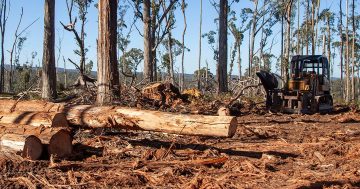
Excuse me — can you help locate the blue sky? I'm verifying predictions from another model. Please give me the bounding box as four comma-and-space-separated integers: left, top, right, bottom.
1, 0, 350, 77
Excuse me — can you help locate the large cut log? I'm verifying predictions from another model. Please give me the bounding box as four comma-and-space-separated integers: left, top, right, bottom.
0, 111, 69, 128
64, 105, 237, 137
0, 134, 43, 160
0, 100, 64, 113
0, 100, 237, 137
0, 124, 73, 159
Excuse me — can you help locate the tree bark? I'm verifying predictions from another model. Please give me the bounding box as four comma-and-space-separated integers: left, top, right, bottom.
217, 0, 228, 93
63, 105, 237, 137
42, 0, 57, 100
0, 111, 69, 128
97, 0, 119, 105
143, 0, 153, 82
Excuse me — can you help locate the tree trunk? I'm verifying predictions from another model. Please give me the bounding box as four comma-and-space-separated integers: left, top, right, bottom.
42, 0, 57, 100
345, 0, 350, 103
180, 0, 187, 91
339, 0, 344, 99
0, 100, 238, 137
281, 15, 284, 77
285, 0, 294, 82
63, 105, 237, 137
0, 124, 72, 159
0, 0, 7, 93
326, 18, 331, 78
97, 0, 119, 105
306, 0, 309, 55
311, 0, 315, 55
249, 0, 259, 77
351, 0, 355, 101
297, 0, 300, 54
0, 111, 68, 128
143, 0, 153, 82
167, 30, 175, 85
197, 0, 203, 90
217, 0, 228, 93
237, 42, 241, 79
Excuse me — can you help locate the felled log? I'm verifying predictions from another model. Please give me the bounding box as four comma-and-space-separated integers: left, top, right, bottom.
64, 105, 237, 137
0, 134, 43, 160
0, 124, 73, 159
0, 111, 69, 128
0, 100, 64, 113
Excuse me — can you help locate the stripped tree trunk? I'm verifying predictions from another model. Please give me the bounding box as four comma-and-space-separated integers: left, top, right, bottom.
42, 0, 57, 100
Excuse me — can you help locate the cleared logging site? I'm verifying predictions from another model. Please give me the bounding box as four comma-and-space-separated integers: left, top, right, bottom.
0, 0, 360, 188
0, 84, 359, 188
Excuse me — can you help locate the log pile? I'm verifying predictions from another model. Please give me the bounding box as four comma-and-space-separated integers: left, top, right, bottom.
0, 124, 72, 160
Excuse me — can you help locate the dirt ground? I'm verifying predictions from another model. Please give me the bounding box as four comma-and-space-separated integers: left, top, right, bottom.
0, 106, 359, 189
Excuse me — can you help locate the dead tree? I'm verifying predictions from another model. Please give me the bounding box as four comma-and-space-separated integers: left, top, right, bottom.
60, 0, 95, 87
8, 8, 38, 92
97, 0, 119, 105
42, 0, 57, 100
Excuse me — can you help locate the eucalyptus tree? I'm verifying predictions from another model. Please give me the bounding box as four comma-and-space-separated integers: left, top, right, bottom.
131, 0, 178, 82
42, 0, 57, 100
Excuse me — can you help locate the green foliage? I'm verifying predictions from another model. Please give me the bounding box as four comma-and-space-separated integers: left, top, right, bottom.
120, 48, 144, 76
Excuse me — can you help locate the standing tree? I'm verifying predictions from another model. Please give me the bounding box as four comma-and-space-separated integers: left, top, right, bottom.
345, 0, 350, 103
0, 0, 9, 93
97, 0, 119, 105
338, 0, 344, 98
143, 0, 152, 81
198, 0, 203, 89
132, 0, 178, 82
217, 0, 228, 93
351, 0, 356, 100
180, 0, 187, 90
284, 0, 294, 81
42, 0, 57, 100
